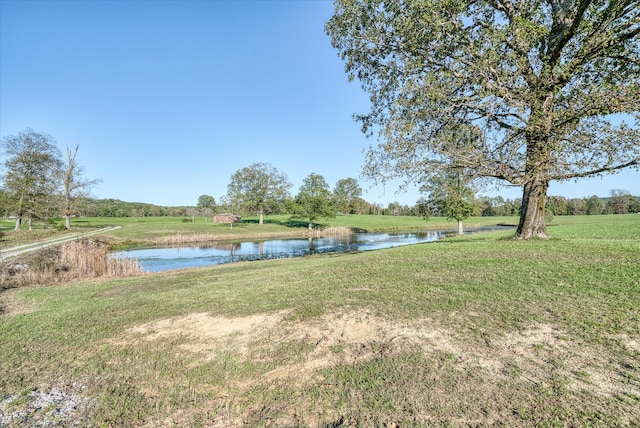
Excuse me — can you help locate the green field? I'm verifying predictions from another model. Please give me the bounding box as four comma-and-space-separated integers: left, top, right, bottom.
1, 215, 639, 426
2, 214, 517, 246
3, 213, 516, 235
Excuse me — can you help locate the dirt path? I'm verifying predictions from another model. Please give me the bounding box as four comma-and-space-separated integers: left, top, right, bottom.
0, 226, 121, 261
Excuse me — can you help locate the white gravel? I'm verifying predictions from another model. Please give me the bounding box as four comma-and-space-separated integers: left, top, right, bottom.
0, 385, 92, 427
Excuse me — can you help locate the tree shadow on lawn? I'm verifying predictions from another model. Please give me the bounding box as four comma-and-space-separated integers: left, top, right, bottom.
240, 218, 324, 229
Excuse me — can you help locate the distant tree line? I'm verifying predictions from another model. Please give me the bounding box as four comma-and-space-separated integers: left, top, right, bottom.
207, 162, 640, 223
67, 188, 639, 220
433, 191, 640, 218
545, 191, 640, 216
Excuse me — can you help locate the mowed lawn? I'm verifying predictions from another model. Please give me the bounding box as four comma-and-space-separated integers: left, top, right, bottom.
1, 215, 639, 426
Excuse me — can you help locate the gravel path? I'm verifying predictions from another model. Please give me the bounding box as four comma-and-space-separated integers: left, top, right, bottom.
0, 226, 121, 261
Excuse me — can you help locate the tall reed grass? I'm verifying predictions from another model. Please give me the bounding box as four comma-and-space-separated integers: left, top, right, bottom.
154, 233, 225, 246
305, 226, 354, 237
1, 240, 142, 291
60, 240, 143, 277
152, 229, 320, 246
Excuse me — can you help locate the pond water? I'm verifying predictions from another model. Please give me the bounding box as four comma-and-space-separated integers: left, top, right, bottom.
115, 226, 511, 272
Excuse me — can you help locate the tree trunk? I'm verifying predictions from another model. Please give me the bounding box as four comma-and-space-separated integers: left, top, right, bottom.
65, 215, 71, 229
259, 209, 264, 225
517, 87, 554, 240
15, 195, 23, 231
516, 179, 549, 239
308, 220, 313, 230
457, 219, 463, 235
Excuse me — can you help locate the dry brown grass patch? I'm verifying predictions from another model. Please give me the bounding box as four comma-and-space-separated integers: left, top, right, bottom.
112, 309, 640, 405
0, 287, 35, 317
113, 309, 460, 383
61, 240, 143, 277
0, 240, 142, 298
153, 230, 306, 246
117, 311, 290, 356
305, 226, 354, 237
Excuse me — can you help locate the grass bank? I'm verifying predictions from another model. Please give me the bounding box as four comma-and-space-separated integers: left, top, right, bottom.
0, 215, 639, 426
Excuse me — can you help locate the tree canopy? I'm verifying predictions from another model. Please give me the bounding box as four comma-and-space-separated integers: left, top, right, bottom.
2, 129, 63, 230
197, 194, 216, 209
293, 173, 336, 229
421, 170, 478, 235
327, 0, 640, 239
333, 177, 363, 214
226, 162, 292, 225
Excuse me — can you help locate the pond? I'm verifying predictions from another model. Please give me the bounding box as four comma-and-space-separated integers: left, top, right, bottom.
115, 225, 512, 272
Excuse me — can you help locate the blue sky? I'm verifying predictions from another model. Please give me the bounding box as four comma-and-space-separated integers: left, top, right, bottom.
1, 0, 638, 207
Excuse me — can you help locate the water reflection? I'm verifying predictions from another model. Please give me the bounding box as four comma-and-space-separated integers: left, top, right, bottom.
115, 230, 444, 272
116, 226, 514, 272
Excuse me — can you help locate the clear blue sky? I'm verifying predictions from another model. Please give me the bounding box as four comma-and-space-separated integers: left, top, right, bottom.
1, 0, 638, 207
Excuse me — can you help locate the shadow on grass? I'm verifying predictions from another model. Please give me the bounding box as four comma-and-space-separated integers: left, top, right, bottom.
239, 218, 324, 229
54, 217, 110, 229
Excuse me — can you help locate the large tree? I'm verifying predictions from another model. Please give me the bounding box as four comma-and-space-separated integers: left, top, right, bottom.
608, 188, 632, 213
226, 162, 292, 225
421, 169, 478, 235
293, 173, 337, 230
585, 195, 606, 214
196, 194, 217, 219
327, 0, 640, 239
196, 194, 216, 210
333, 177, 363, 214
2, 129, 63, 230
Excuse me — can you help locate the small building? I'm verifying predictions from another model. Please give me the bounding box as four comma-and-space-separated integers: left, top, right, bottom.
214, 213, 241, 224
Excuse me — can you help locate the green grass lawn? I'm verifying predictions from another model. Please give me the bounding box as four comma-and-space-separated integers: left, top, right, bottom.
1, 215, 639, 426
73, 213, 472, 236
3, 214, 513, 247
5, 212, 608, 246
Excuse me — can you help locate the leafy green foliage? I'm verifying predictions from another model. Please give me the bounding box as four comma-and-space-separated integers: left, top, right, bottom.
292, 173, 337, 229
332, 177, 363, 214
421, 170, 478, 223
196, 194, 216, 209
226, 162, 292, 224
326, 0, 640, 238
1, 128, 63, 229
